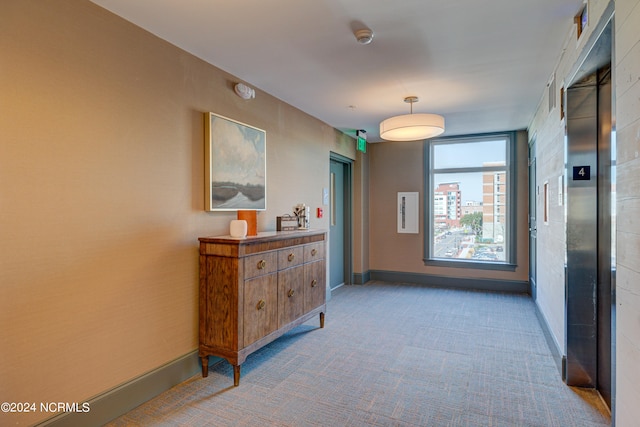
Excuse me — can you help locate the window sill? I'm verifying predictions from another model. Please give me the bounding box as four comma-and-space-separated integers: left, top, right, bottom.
423, 258, 517, 272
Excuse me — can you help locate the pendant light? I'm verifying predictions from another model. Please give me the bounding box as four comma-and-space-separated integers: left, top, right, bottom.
380, 96, 445, 141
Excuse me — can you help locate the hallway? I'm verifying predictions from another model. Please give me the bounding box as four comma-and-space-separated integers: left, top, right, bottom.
108, 282, 610, 426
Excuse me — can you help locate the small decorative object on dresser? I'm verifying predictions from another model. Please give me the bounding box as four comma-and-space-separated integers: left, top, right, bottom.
237, 209, 258, 236
229, 219, 247, 238
198, 229, 327, 386
276, 215, 299, 231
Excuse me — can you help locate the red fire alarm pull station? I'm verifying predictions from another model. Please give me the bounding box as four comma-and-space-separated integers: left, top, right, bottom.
317, 207, 323, 218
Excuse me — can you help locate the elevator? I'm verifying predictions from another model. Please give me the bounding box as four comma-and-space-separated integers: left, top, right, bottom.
564, 16, 614, 411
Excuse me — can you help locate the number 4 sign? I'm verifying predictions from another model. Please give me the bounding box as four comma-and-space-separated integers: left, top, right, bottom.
572, 166, 591, 181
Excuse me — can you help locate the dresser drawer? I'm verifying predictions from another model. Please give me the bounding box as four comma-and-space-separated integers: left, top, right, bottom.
244, 251, 277, 280
278, 246, 304, 270
304, 242, 325, 263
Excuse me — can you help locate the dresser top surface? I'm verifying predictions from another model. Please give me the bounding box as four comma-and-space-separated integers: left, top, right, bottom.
198, 229, 326, 245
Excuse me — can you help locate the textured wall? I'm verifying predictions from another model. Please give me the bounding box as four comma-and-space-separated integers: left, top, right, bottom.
528, 0, 612, 357
0, 1, 354, 424
353, 150, 370, 278
614, 0, 640, 424
529, 0, 640, 424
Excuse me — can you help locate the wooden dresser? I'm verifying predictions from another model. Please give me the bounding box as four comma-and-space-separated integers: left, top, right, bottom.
198, 229, 326, 386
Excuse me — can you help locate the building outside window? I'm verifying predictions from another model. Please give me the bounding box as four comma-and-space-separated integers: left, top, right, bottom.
424, 133, 515, 268
434, 182, 462, 228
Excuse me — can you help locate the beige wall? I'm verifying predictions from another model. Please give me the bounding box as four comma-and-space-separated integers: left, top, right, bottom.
3, 0, 639, 425
614, 0, 640, 424
367, 131, 529, 282
353, 149, 370, 277
0, 1, 354, 425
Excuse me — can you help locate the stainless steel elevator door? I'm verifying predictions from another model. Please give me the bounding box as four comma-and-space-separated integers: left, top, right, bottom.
596, 67, 612, 409
565, 75, 599, 389
564, 65, 613, 409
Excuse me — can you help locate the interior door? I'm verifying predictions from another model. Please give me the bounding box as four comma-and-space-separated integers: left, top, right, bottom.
329, 159, 345, 290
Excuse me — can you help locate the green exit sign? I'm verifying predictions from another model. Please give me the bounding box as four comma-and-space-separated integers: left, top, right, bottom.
356, 130, 366, 152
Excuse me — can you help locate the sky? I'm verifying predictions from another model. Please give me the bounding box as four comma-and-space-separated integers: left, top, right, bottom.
210, 115, 265, 186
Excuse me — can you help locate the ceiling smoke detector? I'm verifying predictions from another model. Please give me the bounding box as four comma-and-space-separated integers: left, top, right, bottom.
354, 28, 374, 45
234, 83, 255, 100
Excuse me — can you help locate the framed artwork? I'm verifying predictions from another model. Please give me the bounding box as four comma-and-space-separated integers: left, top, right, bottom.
205, 112, 266, 211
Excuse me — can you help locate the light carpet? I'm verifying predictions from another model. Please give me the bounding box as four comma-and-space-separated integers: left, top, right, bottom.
107, 282, 611, 426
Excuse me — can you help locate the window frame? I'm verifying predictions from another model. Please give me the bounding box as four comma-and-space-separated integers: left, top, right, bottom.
423, 131, 517, 271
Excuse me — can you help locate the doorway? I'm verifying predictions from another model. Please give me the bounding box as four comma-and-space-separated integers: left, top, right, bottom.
329, 154, 352, 290
564, 16, 614, 409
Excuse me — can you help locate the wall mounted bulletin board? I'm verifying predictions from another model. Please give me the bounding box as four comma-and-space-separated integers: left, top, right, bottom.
204, 112, 266, 211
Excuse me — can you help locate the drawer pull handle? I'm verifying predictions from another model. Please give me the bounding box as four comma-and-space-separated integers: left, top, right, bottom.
288, 253, 295, 262
311, 249, 317, 256
287, 289, 295, 298
311, 279, 317, 287
257, 259, 266, 269
256, 300, 266, 310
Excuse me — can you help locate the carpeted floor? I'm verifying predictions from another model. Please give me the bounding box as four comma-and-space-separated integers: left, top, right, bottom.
107, 282, 611, 426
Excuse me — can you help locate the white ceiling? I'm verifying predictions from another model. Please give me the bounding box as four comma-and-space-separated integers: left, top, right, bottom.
90, 0, 583, 142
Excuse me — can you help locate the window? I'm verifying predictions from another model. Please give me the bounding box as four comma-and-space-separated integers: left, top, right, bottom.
424, 133, 516, 270
574, 3, 588, 40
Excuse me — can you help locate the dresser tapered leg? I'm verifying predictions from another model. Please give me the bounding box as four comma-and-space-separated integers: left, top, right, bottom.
320, 312, 325, 328
233, 365, 241, 386
201, 356, 209, 377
